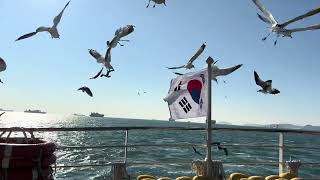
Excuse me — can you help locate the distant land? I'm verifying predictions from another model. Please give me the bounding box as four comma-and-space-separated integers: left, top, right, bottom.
218, 122, 320, 131
0, 108, 13, 112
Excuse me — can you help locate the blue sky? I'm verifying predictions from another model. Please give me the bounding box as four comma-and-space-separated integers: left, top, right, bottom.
0, 0, 320, 125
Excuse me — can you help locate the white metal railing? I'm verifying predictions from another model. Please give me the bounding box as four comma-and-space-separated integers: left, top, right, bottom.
0, 126, 319, 175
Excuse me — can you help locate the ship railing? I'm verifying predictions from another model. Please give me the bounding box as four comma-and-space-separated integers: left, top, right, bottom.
0, 126, 319, 176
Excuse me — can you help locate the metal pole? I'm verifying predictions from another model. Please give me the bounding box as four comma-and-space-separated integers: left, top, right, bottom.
279, 132, 284, 174
124, 130, 129, 164
206, 57, 214, 176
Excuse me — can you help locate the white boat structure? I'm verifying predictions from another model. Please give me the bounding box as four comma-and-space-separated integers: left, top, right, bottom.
24, 109, 47, 114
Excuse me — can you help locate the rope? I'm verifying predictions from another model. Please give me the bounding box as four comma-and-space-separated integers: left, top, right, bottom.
192, 160, 226, 180
111, 162, 130, 180
286, 160, 301, 176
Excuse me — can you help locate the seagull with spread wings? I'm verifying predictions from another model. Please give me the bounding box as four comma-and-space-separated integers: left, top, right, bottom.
16, 1, 70, 41
146, 0, 166, 8
252, 0, 320, 45
167, 43, 206, 70
254, 71, 280, 95
212, 63, 243, 82
78, 86, 93, 97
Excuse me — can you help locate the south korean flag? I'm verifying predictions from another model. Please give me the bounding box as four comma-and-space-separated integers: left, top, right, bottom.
164, 68, 208, 120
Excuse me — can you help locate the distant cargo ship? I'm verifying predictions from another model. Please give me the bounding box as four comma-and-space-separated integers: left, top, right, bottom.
89, 112, 104, 117
24, 109, 47, 114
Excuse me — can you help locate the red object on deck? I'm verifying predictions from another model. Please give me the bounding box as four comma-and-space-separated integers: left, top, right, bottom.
0, 136, 56, 180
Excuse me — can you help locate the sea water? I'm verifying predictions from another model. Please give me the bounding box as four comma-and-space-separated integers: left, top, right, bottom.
0, 112, 319, 179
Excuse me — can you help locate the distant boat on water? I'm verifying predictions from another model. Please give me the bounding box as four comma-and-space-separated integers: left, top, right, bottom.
89, 112, 104, 117
24, 109, 47, 114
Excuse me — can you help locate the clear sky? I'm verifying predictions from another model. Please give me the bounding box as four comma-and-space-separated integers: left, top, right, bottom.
0, 0, 320, 126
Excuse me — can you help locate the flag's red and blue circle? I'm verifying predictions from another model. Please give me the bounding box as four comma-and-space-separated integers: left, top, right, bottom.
187, 80, 202, 104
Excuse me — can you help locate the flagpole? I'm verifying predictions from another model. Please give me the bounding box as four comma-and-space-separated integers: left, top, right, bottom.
206, 56, 214, 176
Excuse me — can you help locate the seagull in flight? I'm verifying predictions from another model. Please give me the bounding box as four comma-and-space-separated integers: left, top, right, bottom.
107, 25, 135, 48
192, 146, 204, 158
0, 57, 7, 84
146, 0, 166, 8
254, 71, 280, 95
0, 57, 6, 72
138, 90, 147, 96
16, 1, 70, 41
252, 0, 320, 45
167, 43, 206, 70
212, 142, 228, 156
212, 63, 243, 82
78, 86, 93, 97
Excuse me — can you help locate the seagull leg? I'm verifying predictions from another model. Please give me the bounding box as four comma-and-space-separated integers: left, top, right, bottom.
262, 33, 271, 41
274, 39, 277, 46
146, 0, 150, 8
118, 42, 124, 46
153, 3, 156, 8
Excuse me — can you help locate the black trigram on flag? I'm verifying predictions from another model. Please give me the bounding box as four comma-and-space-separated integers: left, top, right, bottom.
179, 97, 192, 113
174, 81, 182, 91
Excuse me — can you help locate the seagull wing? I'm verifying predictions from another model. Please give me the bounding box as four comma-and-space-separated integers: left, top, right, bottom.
214, 64, 243, 77
15, 32, 38, 41
114, 27, 124, 36
53, 1, 70, 27
174, 72, 184, 76
252, 0, 277, 25
280, 7, 320, 28
167, 65, 185, 69
90, 67, 104, 79
78, 87, 93, 97
254, 71, 266, 88
287, 24, 320, 33
103, 48, 114, 70
115, 25, 134, 39
188, 43, 206, 64
105, 48, 111, 63
89, 49, 104, 64
271, 88, 280, 94
0, 57, 6, 72
257, 13, 273, 25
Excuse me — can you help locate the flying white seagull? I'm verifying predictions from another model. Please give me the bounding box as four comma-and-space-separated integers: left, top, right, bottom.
0, 57, 7, 84
89, 49, 114, 71
212, 63, 243, 82
16, 1, 70, 41
252, 0, 320, 45
146, 0, 166, 8
107, 25, 135, 48
167, 43, 206, 70
254, 71, 280, 95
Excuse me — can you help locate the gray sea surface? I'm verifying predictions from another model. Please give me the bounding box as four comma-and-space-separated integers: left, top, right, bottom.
0, 112, 319, 179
